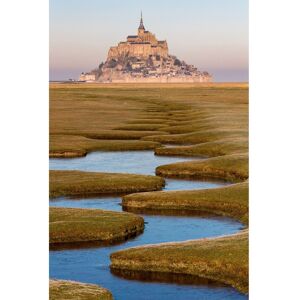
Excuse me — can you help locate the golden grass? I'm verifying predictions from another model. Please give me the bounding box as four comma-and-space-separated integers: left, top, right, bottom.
50, 170, 165, 198
142, 129, 248, 145
155, 138, 248, 157
156, 154, 248, 182
110, 231, 248, 294
50, 207, 144, 244
50, 83, 248, 159
50, 135, 161, 157
114, 124, 165, 131
49, 279, 113, 300
123, 182, 248, 225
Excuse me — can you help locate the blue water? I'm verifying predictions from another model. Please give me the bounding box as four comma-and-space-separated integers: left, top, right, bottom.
49, 150, 200, 175
50, 213, 244, 300
49, 151, 247, 299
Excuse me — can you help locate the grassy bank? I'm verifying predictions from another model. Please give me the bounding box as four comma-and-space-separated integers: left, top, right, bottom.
50, 207, 144, 245
110, 231, 248, 294
50, 135, 161, 157
123, 182, 248, 225
155, 138, 248, 157
142, 129, 247, 145
156, 154, 248, 182
50, 170, 165, 198
58, 130, 169, 140
49, 279, 113, 300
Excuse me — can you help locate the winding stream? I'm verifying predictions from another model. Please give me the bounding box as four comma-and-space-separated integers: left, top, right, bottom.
50, 150, 247, 299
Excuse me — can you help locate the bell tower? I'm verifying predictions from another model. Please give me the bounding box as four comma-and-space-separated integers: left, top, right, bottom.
138, 11, 145, 36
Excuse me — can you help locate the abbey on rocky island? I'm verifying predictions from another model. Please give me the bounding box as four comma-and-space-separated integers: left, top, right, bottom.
80, 13, 212, 83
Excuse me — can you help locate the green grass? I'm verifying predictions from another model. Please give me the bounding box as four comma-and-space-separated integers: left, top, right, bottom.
50, 134, 161, 157
50, 170, 165, 198
123, 182, 248, 225
50, 207, 144, 244
156, 154, 248, 182
49, 279, 113, 300
110, 231, 248, 294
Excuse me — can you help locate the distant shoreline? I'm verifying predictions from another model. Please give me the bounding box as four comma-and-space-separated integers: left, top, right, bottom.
49, 81, 248, 85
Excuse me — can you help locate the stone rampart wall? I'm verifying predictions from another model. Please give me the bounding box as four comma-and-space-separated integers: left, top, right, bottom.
99, 75, 212, 83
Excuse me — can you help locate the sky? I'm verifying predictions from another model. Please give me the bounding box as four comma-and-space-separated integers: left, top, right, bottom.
50, 0, 248, 82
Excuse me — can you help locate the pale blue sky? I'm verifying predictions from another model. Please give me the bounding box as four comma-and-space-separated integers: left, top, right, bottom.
50, 0, 248, 82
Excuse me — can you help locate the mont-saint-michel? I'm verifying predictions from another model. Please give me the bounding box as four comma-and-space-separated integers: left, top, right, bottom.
79, 14, 212, 83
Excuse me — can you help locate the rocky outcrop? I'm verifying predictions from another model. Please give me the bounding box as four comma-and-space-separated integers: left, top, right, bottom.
80, 53, 212, 83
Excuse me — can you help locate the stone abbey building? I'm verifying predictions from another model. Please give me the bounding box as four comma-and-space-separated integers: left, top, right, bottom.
108, 14, 169, 60
80, 14, 212, 83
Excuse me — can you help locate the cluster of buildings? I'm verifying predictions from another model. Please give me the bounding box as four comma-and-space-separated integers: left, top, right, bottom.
79, 14, 212, 83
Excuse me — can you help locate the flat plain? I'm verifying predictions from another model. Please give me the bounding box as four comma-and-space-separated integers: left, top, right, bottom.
50, 82, 248, 295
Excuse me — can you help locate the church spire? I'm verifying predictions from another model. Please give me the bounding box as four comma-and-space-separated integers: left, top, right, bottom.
139, 11, 145, 30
